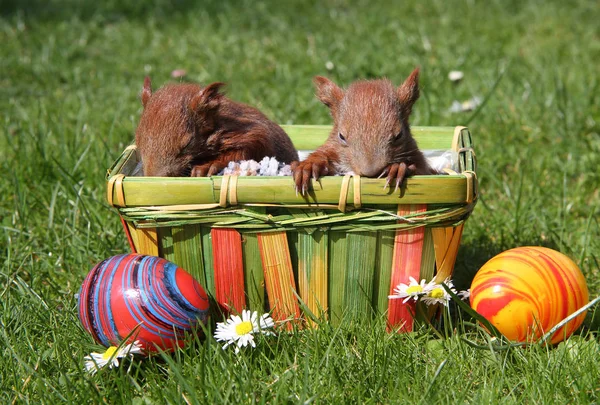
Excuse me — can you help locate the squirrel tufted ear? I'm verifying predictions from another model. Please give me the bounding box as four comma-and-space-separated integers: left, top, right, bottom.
314, 76, 344, 112
190, 82, 226, 114
397, 67, 420, 119
141, 76, 152, 107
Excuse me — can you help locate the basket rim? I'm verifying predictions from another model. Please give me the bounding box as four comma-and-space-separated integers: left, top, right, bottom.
107, 125, 477, 210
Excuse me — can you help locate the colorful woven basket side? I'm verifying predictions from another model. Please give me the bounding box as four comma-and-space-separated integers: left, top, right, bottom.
106, 125, 477, 330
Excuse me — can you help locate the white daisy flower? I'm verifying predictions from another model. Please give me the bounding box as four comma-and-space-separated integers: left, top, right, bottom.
458, 288, 471, 300
214, 310, 275, 353
84, 340, 143, 375
421, 279, 457, 306
388, 276, 432, 303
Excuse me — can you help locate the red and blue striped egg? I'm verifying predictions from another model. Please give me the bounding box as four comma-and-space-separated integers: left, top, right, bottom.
78, 254, 210, 352
470, 246, 588, 344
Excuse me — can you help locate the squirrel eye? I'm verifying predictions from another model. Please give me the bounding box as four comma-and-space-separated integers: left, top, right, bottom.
394, 130, 403, 140
338, 132, 347, 144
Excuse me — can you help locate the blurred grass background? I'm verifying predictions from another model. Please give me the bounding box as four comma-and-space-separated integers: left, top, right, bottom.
1, 0, 599, 403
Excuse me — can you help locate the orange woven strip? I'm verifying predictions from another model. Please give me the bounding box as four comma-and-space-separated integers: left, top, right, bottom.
211, 229, 246, 314
257, 231, 300, 330
432, 224, 464, 283
387, 204, 427, 332
134, 228, 159, 256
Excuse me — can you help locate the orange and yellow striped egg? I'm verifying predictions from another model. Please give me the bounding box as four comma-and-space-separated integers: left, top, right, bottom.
470, 246, 588, 344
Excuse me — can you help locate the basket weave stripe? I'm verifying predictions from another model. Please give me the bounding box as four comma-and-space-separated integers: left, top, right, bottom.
200, 228, 215, 296
212, 229, 246, 313
344, 232, 378, 324
172, 225, 206, 288
120, 216, 136, 252
373, 231, 395, 316
133, 227, 159, 257
432, 224, 464, 283
387, 204, 427, 332
241, 233, 265, 311
257, 232, 300, 329
328, 231, 348, 325
297, 231, 328, 325
419, 229, 436, 284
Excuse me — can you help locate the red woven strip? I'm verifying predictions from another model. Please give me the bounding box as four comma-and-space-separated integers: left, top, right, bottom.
387, 204, 427, 332
120, 216, 137, 253
211, 229, 246, 314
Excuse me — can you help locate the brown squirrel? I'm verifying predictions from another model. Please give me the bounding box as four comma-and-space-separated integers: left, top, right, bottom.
292, 68, 437, 194
135, 77, 298, 177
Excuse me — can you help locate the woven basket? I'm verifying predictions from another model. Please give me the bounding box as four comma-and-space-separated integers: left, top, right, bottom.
106, 125, 477, 331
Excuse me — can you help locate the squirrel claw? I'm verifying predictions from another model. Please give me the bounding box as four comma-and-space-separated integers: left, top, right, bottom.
394, 177, 403, 192
292, 160, 329, 196
384, 162, 417, 192
191, 162, 225, 177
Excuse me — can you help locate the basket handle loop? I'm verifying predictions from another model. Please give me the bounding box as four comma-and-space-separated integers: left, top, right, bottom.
353, 174, 362, 209
218, 175, 239, 207
229, 175, 239, 206
462, 170, 478, 203
338, 174, 362, 212
219, 175, 231, 207
107, 174, 126, 207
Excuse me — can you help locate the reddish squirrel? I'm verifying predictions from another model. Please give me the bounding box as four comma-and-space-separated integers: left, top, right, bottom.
292, 68, 437, 194
135, 78, 298, 177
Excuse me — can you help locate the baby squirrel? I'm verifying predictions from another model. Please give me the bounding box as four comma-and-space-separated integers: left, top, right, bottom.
292, 68, 437, 194
135, 77, 298, 177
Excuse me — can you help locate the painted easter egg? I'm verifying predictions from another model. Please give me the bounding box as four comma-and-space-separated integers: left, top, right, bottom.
78, 254, 210, 352
470, 247, 588, 344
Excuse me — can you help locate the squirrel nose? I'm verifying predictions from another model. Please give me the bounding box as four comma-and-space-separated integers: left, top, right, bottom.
355, 164, 384, 178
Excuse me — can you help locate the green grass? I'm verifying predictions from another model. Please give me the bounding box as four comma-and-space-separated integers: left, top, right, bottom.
1, 0, 599, 403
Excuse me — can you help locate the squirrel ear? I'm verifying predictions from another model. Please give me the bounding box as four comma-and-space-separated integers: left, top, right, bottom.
141, 76, 152, 107
190, 82, 225, 114
397, 68, 420, 118
314, 76, 344, 111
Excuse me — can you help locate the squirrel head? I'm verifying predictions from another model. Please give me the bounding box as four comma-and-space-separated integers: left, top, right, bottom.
314, 68, 420, 177
135, 78, 225, 176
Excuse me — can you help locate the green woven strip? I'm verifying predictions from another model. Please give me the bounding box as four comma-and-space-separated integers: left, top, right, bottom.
343, 232, 378, 324
328, 231, 348, 326
296, 230, 329, 320
157, 227, 174, 262
284, 208, 328, 235
172, 224, 206, 289
419, 228, 436, 283
242, 233, 266, 312
372, 231, 395, 316
417, 228, 438, 325
241, 233, 265, 312
200, 226, 215, 297
118, 204, 473, 233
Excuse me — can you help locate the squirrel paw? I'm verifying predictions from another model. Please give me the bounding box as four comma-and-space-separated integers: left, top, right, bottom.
381, 162, 417, 192
291, 160, 330, 196
191, 162, 225, 177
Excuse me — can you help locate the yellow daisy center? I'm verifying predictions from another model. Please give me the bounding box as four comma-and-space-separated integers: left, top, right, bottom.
235, 320, 253, 336
102, 346, 118, 360
430, 288, 444, 298
406, 285, 423, 294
